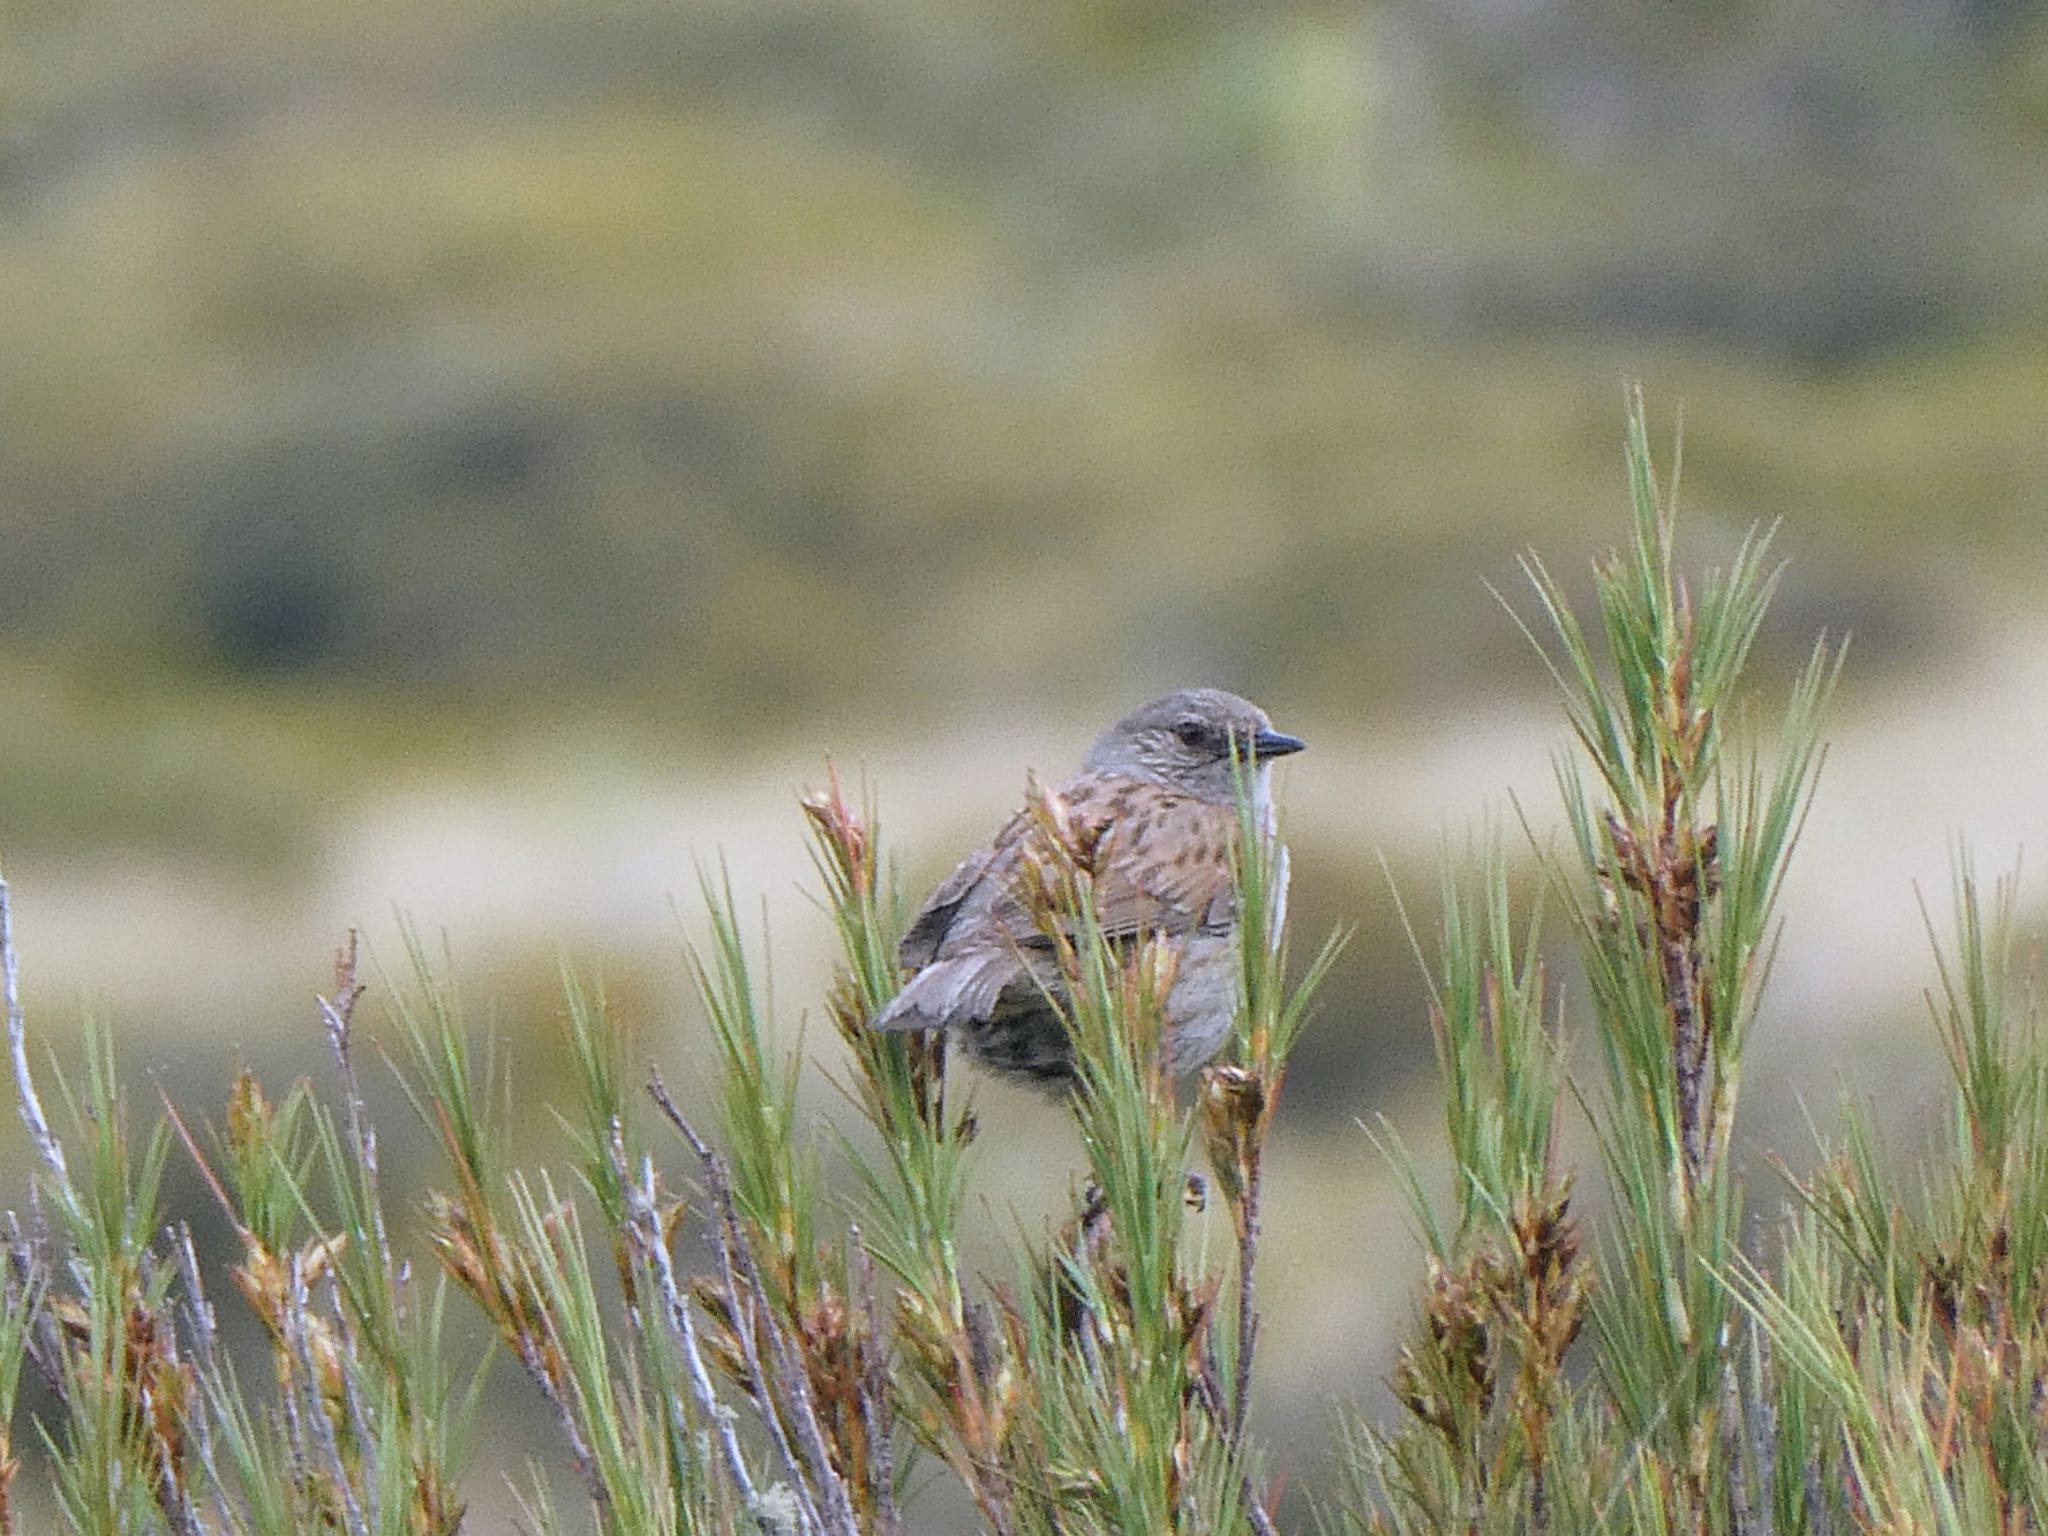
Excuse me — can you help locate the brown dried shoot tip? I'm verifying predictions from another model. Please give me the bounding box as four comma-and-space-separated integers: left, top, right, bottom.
1050, 1185, 1123, 1340
686, 1273, 756, 1392
1015, 782, 1097, 953
1174, 1270, 1222, 1363
41, 1289, 199, 1507
1198, 1065, 1268, 1225
789, 1284, 891, 1497
225, 1067, 269, 1161
1602, 812, 1646, 897
1421, 1252, 1498, 1417
423, 1192, 554, 1381
328, 930, 365, 1034
1023, 775, 1111, 880
1505, 1186, 1589, 1373
801, 761, 874, 902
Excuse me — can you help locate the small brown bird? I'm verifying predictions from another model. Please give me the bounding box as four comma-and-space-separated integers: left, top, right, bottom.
872, 689, 1305, 1088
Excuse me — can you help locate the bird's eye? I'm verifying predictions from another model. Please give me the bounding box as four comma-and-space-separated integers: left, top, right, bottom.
1172, 719, 1207, 747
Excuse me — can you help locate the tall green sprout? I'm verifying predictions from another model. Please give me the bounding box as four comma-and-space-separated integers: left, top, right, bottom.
1354, 385, 1838, 1535
1517, 386, 1835, 1522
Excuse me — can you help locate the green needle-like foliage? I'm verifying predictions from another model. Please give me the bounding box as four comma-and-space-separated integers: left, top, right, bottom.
1352, 385, 1849, 1536
1360, 835, 1582, 1535
1532, 385, 1832, 1521
690, 860, 822, 1313
6, 391, 2047, 1534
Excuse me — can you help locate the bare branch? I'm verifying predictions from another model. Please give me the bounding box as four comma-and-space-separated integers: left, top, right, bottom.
1230, 1153, 1264, 1447
616, 1137, 766, 1519
3, 1213, 58, 1397
284, 1251, 368, 1536
648, 1072, 823, 1532
850, 1232, 901, 1536
170, 1224, 236, 1536
322, 1272, 381, 1536
649, 1069, 861, 1536
1193, 1365, 1281, 1536
319, 931, 389, 1277
0, 874, 66, 1184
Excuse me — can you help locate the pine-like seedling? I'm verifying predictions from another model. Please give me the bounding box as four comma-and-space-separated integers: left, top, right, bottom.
3, 389, 2043, 1535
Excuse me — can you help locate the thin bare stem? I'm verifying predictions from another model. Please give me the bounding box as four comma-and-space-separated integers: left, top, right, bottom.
171, 1224, 237, 1536
1231, 1151, 1264, 1445
618, 1140, 764, 1517
651, 1078, 818, 1531
520, 1305, 611, 1515
1194, 1364, 1281, 1536
144, 1368, 206, 1536
1750, 1341, 1778, 1536
319, 932, 389, 1279
4, 1214, 59, 1397
648, 1070, 860, 1536
1664, 926, 1706, 1189
285, 1251, 368, 1536
0, 874, 66, 1184
323, 1272, 381, 1535
171, 1225, 219, 1374
850, 1231, 901, 1536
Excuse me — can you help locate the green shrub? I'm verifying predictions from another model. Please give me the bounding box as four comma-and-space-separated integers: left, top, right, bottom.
3, 387, 2041, 1534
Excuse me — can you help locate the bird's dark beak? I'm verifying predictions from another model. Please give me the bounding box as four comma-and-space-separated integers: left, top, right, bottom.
1250, 727, 1306, 760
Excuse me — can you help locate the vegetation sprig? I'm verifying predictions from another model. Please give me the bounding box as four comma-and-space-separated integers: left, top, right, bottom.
1, 390, 2044, 1534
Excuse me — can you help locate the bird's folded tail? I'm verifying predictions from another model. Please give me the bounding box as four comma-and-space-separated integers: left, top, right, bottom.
871, 949, 1019, 1032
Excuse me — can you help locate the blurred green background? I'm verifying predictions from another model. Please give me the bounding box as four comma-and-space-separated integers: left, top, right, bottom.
6, 0, 2048, 1523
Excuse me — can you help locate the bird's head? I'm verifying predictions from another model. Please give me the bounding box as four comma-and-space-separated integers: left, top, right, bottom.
1082, 688, 1305, 802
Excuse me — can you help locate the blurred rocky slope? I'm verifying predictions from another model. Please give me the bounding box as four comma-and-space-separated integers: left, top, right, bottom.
2, 0, 2046, 1092
3, 0, 2046, 746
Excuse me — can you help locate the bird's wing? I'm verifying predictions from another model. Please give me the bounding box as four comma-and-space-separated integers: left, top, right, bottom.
906, 779, 1240, 953
896, 809, 1031, 968
876, 781, 1240, 1036
880, 811, 1038, 1034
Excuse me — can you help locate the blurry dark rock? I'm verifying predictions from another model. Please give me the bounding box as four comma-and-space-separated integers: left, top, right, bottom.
199, 542, 344, 674
416, 410, 560, 497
